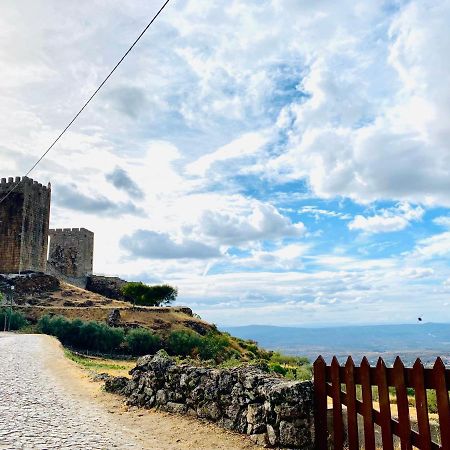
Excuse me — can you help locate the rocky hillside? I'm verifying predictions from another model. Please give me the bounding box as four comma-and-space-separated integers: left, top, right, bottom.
0, 273, 213, 337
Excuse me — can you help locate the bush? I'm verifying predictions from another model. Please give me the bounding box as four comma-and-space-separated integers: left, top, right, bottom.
269, 362, 288, 376
198, 333, 230, 362
0, 308, 28, 330
37, 315, 124, 353
166, 330, 202, 357
125, 328, 161, 355
270, 352, 310, 366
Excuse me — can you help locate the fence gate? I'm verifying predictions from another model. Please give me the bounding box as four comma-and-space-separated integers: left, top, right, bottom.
313, 356, 450, 449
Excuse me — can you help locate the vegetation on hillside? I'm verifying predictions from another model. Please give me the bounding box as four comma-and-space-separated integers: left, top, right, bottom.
0, 306, 28, 331
121, 282, 178, 307
33, 314, 312, 380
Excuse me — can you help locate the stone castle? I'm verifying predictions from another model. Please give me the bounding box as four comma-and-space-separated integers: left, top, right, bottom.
0, 176, 94, 286
47, 228, 94, 287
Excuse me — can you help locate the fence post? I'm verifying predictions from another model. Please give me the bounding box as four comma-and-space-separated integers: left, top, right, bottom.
314, 356, 327, 450
393, 357, 412, 450
433, 357, 450, 449
344, 356, 359, 450
376, 357, 394, 450
360, 357, 375, 450
411, 358, 432, 450
331, 356, 344, 450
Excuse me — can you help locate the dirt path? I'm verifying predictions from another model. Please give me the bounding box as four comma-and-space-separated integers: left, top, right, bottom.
0, 333, 259, 450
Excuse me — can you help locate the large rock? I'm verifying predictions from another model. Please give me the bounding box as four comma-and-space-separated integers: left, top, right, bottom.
85, 275, 128, 301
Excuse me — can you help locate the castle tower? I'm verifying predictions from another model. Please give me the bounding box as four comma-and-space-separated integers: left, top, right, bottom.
47, 228, 94, 286
0, 177, 52, 274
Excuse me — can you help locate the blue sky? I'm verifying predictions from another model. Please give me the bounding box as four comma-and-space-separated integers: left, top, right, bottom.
1, 0, 450, 326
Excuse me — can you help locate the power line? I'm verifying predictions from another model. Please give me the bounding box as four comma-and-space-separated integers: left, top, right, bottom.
0, 0, 171, 205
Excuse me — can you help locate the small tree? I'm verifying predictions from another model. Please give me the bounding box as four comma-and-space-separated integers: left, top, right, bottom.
121, 282, 178, 307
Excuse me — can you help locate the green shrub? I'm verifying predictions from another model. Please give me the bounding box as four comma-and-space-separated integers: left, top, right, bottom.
0, 308, 28, 330
125, 328, 161, 355
270, 352, 310, 366
37, 315, 124, 353
269, 362, 288, 376
166, 330, 202, 357
284, 365, 313, 381
198, 333, 230, 361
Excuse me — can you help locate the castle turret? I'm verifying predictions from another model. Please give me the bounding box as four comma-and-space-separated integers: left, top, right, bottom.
47, 228, 94, 287
0, 177, 51, 273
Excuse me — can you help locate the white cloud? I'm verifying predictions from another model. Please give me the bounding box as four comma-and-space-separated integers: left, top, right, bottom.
348, 203, 424, 233
399, 268, 434, 280
1, 1, 450, 326
299, 206, 351, 220
433, 216, 450, 229
412, 232, 450, 259
265, 0, 450, 206
186, 131, 269, 176
199, 202, 305, 245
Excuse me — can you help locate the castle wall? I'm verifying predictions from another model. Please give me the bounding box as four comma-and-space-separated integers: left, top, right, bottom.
0, 177, 51, 273
48, 228, 94, 284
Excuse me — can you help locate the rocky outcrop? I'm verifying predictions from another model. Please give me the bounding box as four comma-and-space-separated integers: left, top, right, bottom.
113, 351, 314, 449
0, 273, 59, 304
107, 309, 121, 327
85, 275, 128, 301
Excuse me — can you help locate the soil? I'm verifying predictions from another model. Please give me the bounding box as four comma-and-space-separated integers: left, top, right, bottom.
45, 335, 260, 449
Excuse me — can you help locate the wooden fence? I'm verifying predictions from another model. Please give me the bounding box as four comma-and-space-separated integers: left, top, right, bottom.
313, 356, 450, 450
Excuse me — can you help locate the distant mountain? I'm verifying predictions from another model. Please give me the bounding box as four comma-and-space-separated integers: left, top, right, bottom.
223, 323, 450, 366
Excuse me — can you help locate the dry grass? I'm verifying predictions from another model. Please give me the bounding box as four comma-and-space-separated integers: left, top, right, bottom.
64, 349, 136, 377
16, 280, 213, 338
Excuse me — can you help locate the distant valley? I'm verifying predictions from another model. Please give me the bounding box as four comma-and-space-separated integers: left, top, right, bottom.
224, 323, 450, 367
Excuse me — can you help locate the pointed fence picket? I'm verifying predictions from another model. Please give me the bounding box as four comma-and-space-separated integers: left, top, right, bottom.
313, 356, 450, 450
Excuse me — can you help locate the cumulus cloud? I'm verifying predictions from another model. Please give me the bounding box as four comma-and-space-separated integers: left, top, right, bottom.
106, 166, 144, 199
348, 203, 424, 234
2, 1, 450, 325
200, 202, 305, 245
120, 229, 221, 260
412, 232, 450, 259
265, 1, 450, 206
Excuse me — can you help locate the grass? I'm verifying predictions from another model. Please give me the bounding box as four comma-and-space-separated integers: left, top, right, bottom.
64, 349, 135, 377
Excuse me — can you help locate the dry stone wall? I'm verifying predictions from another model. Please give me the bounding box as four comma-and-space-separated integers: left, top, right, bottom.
113, 351, 314, 449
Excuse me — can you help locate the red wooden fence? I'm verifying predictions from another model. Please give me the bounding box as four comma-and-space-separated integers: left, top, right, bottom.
313, 356, 450, 449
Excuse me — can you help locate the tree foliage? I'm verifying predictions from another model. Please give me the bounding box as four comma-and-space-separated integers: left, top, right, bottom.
121, 282, 178, 307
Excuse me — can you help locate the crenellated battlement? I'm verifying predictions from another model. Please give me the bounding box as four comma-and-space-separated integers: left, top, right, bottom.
0, 176, 51, 192
48, 227, 94, 282
49, 228, 94, 236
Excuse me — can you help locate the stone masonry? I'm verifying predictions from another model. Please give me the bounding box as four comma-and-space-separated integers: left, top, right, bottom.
0, 176, 51, 273
110, 351, 315, 449
47, 228, 94, 287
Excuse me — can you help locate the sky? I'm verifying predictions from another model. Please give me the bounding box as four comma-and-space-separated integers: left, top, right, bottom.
1, 0, 450, 327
